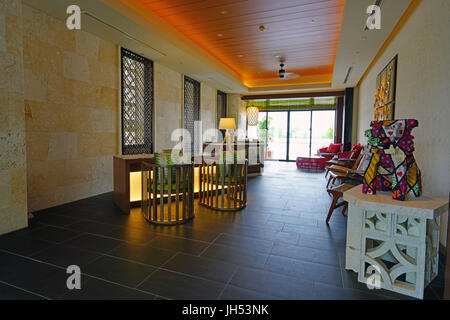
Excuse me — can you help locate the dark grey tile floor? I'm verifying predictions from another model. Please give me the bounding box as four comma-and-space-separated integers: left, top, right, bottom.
0, 162, 445, 300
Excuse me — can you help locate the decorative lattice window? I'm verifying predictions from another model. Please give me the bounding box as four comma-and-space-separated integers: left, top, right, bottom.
183, 76, 200, 153
121, 48, 153, 155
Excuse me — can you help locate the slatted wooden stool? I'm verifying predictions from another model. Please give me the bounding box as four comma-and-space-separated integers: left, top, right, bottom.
141, 161, 194, 225
326, 184, 354, 224
199, 158, 248, 212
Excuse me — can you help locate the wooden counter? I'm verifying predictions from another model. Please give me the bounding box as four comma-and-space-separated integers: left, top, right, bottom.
113, 154, 154, 214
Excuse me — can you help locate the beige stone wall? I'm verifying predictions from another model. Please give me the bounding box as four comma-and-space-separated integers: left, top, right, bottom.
1, 3, 230, 221
200, 82, 217, 142
154, 62, 182, 152
23, 6, 119, 212
356, 0, 450, 244
154, 62, 221, 150
227, 94, 247, 140
0, 0, 28, 234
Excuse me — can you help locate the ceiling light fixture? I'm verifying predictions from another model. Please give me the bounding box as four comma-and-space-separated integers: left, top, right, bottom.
247, 107, 260, 126
221, 10, 228, 14
217, 33, 223, 37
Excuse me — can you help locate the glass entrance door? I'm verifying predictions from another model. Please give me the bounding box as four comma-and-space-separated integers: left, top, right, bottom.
288, 111, 311, 160
255, 109, 336, 161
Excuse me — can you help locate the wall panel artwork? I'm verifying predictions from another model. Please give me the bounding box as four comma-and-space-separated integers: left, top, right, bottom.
374, 55, 397, 121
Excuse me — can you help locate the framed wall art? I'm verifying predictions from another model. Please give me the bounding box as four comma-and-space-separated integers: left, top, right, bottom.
374, 55, 397, 121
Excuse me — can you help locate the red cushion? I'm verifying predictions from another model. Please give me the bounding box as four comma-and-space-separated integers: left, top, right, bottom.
328, 143, 342, 154
350, 143, 363, 159
351, 143, 362, 152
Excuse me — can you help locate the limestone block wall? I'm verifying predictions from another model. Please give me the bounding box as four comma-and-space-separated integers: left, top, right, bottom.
227, 93, 247, 140
22, 5, 119, 212
154, 62, 222, 150
1, 3, 231, 223
154, 62, 182, 152
0, 0, 28, 234
200, 82, 217, 142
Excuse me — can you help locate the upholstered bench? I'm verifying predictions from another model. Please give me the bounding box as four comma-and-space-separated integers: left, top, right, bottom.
296, 156, 330, 171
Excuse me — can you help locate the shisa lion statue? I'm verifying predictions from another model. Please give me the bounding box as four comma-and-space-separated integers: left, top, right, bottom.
362, 119, 422, 201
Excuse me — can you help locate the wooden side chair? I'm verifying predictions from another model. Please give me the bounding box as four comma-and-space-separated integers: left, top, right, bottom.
326, 184, 355, 224
326, 154, 363, 188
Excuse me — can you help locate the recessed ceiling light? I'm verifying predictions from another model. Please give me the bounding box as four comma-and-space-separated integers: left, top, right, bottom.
217, 33, 223, 37
238, 54, 244, 58
221, 10, 228, 14
274, 55, 281, 58
361, 36, 367, 40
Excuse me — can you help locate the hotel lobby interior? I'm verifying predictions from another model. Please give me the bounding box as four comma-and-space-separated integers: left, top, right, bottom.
1, 0, 449, 302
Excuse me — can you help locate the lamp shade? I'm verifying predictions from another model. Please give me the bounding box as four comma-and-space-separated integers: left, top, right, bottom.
247, 106, 259, 126
219, 118, 236, 130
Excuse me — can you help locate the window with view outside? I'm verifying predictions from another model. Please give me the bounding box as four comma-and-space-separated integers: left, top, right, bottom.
246, 97, 337, 160
311, 110, 335, 156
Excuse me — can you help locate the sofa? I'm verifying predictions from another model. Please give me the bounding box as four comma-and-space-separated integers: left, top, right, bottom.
317, 143, 343, 158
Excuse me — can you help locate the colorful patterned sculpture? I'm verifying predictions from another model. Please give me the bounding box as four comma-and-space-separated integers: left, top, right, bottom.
362, 119, 422, 201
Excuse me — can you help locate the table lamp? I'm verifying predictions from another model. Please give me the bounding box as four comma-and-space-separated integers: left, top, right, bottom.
219, 118, 236, 151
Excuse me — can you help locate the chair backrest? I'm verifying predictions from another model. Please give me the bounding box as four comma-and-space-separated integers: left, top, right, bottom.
352, 154, 363, 170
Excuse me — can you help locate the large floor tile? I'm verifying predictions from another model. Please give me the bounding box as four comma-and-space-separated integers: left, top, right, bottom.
0, 282, 46, 300
270, 242, 340, 267
147, 235, 209, 255
83, 255, 156, 287
32, 244, 102, 268
27, 226, 82, 243
264, 255, 343, 287
313, 282, 390, 300
230, 267, 314, 300
108, 243, 176, 267
0, 236, 53, 257
163, 253, 237, 283
201, 244, 269, 269
61, 277, 155, 300
62, 234, 123, 254
213, 233, 274, 254
138, 269, 225, 300
219, 285, 279, 300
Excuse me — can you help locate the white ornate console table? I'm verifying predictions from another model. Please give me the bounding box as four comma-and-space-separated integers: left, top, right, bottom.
343, 186, 448, 299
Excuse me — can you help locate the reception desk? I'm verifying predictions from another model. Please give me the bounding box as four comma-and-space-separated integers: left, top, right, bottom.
113, 154, 201, 214
203, 140, 264, 175
114, 143, 263, 214
113, 154, 155, 214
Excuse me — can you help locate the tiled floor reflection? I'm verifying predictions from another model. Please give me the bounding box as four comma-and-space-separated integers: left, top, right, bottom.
0, 162, 445, 300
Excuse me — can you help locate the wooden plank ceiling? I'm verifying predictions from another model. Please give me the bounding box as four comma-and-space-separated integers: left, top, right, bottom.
137, 0, 346, 85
